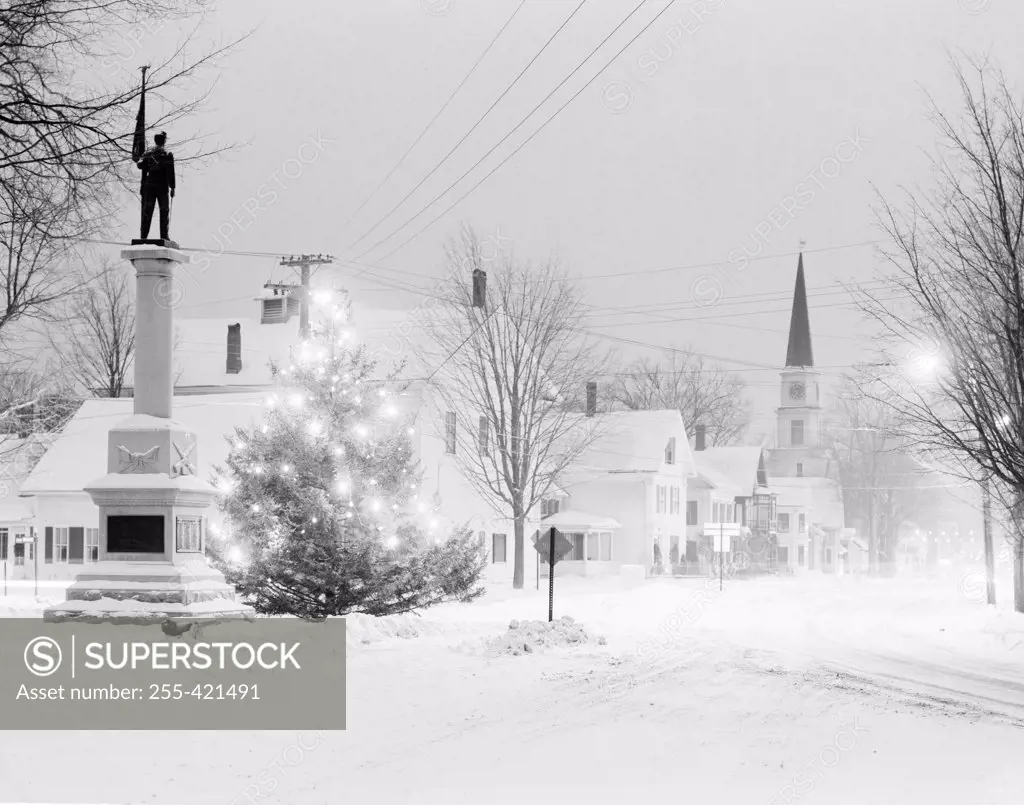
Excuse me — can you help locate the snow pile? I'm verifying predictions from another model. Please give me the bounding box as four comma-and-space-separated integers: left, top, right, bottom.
344, 611, 450, 647
483, 615, 605, 656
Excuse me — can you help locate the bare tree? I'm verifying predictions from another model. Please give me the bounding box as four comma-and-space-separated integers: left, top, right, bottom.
1, 1, 237, 194
611, 348, 749, 446
827, 373, 949, 574
863, 59, 1024, 610
417, 226, 610, 589
0, 1, 244, 337
50, 264, 135, 397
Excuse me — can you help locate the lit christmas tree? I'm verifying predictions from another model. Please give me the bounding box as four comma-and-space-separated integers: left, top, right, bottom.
210, 296, 486, 619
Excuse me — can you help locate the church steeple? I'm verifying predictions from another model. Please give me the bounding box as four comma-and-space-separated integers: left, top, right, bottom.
785, 250, 814, 368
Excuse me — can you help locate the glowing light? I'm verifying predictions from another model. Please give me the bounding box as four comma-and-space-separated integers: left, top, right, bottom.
281, 464, 290, 473
354, 425, 369, 438
333, 446, 344, 455
371, 499, 381, 512
265, 396, 277, 408
228, 546, 244, 563
251, 504, 260, 512
386, 536, 398, 549
430, 519, 438, 529
217, 478, 235, 494
234, 441, 246, 450
382, 405, 397, 417
378, 388, 387, 398
288, 394, 304, 408
336, 479, 349, 494
407, 427, 415, 436
308, 421, 323, 437
311, 517, 318, 524
314, 290, 332, 305
417, 502, 427, 513
253, 465, 264, 474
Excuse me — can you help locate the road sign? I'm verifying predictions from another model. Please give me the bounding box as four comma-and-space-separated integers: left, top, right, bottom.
532, 527, 573, 564
15, 535, 35, 544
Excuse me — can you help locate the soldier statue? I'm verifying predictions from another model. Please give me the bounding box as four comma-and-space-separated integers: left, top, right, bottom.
137, 131, 176, 241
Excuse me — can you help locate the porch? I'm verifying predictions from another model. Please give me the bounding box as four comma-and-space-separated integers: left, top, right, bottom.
538, 509, 621, 577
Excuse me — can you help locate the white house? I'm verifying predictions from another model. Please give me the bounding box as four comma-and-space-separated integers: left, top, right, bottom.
688, 431, 778, 572
0, 434, 50, 578
547, 409, 695, 578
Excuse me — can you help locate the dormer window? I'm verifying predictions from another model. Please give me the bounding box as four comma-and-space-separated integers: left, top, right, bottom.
664, 436, 676, 465
541, 498, 561, 518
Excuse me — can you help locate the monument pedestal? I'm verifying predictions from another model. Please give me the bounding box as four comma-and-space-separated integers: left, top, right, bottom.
44, 245, 254, 624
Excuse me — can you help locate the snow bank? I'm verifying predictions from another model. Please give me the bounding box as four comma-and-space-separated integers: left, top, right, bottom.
481, 616, 606, 657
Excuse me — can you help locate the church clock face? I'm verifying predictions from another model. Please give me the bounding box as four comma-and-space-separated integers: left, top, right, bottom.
789, 382, 806, 401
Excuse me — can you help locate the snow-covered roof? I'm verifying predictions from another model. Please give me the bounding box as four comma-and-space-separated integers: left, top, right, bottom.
20, 393, 268, 495
570, 409, 694, 474
173, 316, 297, 389
694, 446, 765, 497
540, 509, 620, 530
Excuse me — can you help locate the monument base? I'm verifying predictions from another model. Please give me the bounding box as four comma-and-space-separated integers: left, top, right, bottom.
131, 238, 180, 249
43, 562, 256, 623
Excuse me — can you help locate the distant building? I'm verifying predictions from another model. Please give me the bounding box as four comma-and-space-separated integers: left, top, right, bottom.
765, 251, 849, 572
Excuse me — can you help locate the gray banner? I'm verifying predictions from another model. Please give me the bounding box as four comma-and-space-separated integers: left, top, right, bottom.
0, 618, 346, 730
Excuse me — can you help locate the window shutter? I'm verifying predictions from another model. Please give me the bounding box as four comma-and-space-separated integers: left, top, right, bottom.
68, 526, 85, 563
44, 526, 53, 563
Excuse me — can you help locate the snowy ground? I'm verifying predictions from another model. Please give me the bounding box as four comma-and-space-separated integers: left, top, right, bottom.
2, 568, 1023, 804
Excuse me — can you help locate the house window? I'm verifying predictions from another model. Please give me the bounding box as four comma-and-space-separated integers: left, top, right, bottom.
796, 462, 803, 477
226, 323, 242, 374
656, 485, 667, 513
0, 528, 7, 561
798, 545, 805, 566
54, 527, 69, 564
541, 498, 560, 518
492, 533, 507, 563
778, 513, 790, 532
86, 528, 100, 561
665, 437, 676, 465
584, 532, 613, 562
686, 500, 698, 526
670, 486, 680, 514
176, 517, 203, 553
727, 503, 735, 523
478, 415, 489, 455
600, 532, 612, 561
778, 546, 789, 564
791, 419, 804, 446
566, 532, 585, 561
444, 412, 456, 454
798, 513, 806, 533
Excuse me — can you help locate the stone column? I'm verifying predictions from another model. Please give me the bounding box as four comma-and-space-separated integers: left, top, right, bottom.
123, 245, 185, 418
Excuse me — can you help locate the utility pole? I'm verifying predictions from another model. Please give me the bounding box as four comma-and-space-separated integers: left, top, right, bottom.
982, 474, 996, 605
279, 254, 334, 339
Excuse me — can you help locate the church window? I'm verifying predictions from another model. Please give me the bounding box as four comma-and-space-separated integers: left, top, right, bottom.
791, 420, 804, 446
796, 462, 803, 477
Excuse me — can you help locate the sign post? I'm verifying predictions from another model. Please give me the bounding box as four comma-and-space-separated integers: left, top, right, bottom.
532, 526, 573, 622
704, 523, 741, 593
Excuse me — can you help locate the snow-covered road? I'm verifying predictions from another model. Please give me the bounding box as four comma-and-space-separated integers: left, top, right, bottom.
2, 574, 1022, 804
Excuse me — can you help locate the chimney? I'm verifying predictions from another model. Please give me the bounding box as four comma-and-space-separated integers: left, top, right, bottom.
585, 381, 597, 417
472, 268, 487, 308
226, 323, 242, 374
695, 423, 706, 451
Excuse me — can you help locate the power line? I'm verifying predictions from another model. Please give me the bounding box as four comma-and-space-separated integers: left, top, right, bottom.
344, 0, 591, 256
351, 0, 659, 262
337, 0, 528, 237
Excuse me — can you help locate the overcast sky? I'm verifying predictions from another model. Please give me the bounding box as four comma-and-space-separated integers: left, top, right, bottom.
95, 0, 1024, 440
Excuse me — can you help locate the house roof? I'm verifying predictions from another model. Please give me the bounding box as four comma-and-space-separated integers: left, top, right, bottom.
20, 393, 269, 495
770, 476, 845, 530
173, 316, 297, 389
569, 409, 694, 475
694, 446, 765, 497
